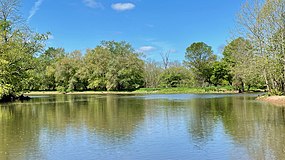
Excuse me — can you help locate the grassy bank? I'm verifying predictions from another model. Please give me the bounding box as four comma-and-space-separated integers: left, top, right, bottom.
25, 86, 264, 96
134, 86, 237, 94
24, 91, 139, 95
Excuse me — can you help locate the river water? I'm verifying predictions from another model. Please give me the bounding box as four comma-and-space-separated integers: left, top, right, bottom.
0, 93, 285, 160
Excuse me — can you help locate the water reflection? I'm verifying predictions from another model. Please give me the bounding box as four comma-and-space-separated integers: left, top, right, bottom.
0, 94, 285, 159
184, 95, 285, 159
0, 95, 146, 159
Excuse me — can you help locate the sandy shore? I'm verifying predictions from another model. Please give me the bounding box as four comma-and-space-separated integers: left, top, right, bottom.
257, 96, 285, 106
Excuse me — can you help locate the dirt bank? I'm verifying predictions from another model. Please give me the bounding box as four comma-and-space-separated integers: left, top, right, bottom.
257, 96, 285, 106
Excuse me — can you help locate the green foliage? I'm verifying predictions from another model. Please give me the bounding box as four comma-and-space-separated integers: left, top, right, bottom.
135, 86, 235, 94
29, 47, 65, 91
54, 50, 86, 92
84, 47, 110, 90
235, 0, 285, 94
104, 41, 144, 91
0, 0, 48, 100
185, 42, 217, 86
222, 38, 265, 92
210, 61, 232, 86
0, 84, 13, 98
268, 90, 283, 96
222, 37, 245, 66
84, 41, 144, 91
159, 65, 193, 88
2, 0, 278, 99
143, 60, 162, 88
134, 88, 161, 92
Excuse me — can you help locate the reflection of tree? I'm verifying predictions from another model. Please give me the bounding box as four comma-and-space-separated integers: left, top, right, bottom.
220, 96, 285, 160
142, 97, 219, 145
89, 95, 145, 143
138, 97, 221, 145
186, 95, 285, 159
184, 95, 285, 159
0, 95, 146, 159
186, 98, 219, 145
221, 96, 256, 143
0, 105, 43, 160
2, 94, 285, 159
39, 95, 146, 144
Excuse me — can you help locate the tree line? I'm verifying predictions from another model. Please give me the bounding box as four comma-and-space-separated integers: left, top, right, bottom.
0, 0, 284, 101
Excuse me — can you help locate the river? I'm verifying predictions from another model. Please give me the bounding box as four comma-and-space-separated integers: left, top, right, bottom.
0, 93, 284, 160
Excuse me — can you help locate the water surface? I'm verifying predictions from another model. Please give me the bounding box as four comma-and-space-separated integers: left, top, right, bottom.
0, 93, 284, 160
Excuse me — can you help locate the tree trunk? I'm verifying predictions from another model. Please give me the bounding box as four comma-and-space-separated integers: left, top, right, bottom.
263, 69, 270, 92
241, 81, 245, 93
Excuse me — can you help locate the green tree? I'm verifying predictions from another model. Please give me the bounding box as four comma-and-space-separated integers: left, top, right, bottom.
184, 42, 216, 86
0, 0, 47, 100
84, 47, 111, 90
143, 60, 163, 88
84, 41, 144, 91
159, 64, 194, 88
210, 61, 232, 86
54, 50, 85, 92
104, 41, 144, 91
223, 37, 263, 92
237, 0, 285, 94
222, 38, 249, 91
29, 47, 65, 91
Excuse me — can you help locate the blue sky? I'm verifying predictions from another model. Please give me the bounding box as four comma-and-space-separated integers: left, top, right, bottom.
21, 0, 245, 61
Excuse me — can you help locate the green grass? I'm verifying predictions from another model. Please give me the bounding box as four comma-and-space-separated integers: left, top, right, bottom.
134, 86, 236, 94
27, 86, 264, 95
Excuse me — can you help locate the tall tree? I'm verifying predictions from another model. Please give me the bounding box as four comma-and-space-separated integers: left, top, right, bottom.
0, 0, 47, 100
160, 50, 170, 69
54, 50, 85, 92
84, 47, 111, 90
144, 60, 162, 88
222, 38, 253, 91
184, 42, 216, 86
84, 41, 144, 91
237, 0, 285, 94
31, 47, 65, 90
103, 41, 144, 91
210, 61, 232, 86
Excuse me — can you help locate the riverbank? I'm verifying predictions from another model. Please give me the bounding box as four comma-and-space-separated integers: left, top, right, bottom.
24, 91, 139, 95
133, 87, 239, 94
257, 96, 285, 106
24, 87, 240, 96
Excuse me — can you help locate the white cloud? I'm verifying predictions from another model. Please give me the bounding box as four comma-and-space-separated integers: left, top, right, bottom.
138, 46, 156, 53
111, 3, 135, 11
83, 0, 103, 9
28, 0, 44, 21
150, 40, 175, 52
48, 34, 54, 40
168, 49, 177, 53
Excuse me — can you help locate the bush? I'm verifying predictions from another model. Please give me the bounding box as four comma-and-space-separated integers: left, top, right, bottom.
56, 86, 67, 93
0, 84, 13, 99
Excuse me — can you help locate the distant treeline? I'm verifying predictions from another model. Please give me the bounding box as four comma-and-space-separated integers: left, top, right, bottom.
2, 39, 265, 94
0, 0, 284, 101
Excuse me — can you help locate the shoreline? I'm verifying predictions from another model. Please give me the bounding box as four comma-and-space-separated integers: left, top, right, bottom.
24, 92, 285, 107
257, 96, 285, 106
24, 91, 142, 95
24, 90, 239, 96
22, 87, 266, 96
